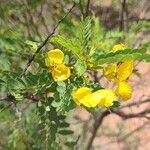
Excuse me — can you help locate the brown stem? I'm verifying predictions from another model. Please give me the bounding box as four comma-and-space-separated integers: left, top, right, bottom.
85, 0, 91, 17
120, 0, 128, 31
86, 110, 110, 150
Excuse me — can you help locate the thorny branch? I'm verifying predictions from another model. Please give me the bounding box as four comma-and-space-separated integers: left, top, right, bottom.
22, 1, 76, 75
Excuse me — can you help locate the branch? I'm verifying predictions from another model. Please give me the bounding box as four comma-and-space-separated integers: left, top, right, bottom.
120, 0, 128, 31
121, 99, 150, 109
22, 1, 76, 75
86, 110, 110, 150
86, 99, 150, 149
113, 108, 150, 120
79, 0, 85, 17
85, 0, 91, 17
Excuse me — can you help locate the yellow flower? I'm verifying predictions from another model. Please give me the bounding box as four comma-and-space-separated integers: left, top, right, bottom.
51, 64, 70, 82
72, 87, 92, 106
117, 60, 134, 81
115, 81, 132, 101
103, 64, 117, 81
112, 43, 127, 52
45, 49, 64, 67
81, 89, 117, 107
96, 89, 117, 107
72, 87, 117, 108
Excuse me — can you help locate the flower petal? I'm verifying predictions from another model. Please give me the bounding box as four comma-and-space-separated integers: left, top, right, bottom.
112, 43, 127, 52
103, 64, 117, 81
115, 81, 132, 101
51, 64, 70, 82
72, 87, 92, 106
117, 60, 134, 81
81, 89, 117, 108
47, 49, 64, 65
96, 89, 117, 107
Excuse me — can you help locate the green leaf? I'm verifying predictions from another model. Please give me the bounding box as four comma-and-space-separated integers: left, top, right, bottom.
80, 17, 92, 55
87, 80, 102, 91
51, 100, 62, 108
37, 101, 42, 107
25, 40, 39, 53
49, 35, 80, 56
109, 101, 121, 110
64, 55, 70, 64
0, 79, 6, 84
58, 122, 70, 128
74, 61, 87, 76
56, 82, 66, 94
57, 115, 66, 120
93, 48, 148, 65
58, 130, 73, 135
65, 141, 77, 147
10, 91, 23, 101
7, 78, 25, 90
45, 106, 50, 111
139, 54, 150, 62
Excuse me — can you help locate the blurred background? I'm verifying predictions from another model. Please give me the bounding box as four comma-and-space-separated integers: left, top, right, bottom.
0, 0, 150, 150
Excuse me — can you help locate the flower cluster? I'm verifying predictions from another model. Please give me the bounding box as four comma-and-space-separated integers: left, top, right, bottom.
45, 49, 70, 82
45, 44, 134, 109
103, 44, 134, 101
72, 44, 134, 108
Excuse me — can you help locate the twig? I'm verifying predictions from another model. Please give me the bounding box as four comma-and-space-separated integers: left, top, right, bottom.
86, 110, 110, 150
79, 0, 85, 17
113, 108, 150, 120
85, 0, 91, 17
120, 0, 128, 31
22, 1, 76, 75
121, 99, 150, 109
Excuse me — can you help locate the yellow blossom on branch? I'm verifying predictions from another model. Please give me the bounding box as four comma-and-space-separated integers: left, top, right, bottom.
115, 81, 132, 101
117, 60, 134, 81
45, 49, 70, 82
72, 87, 117, 108
72, 87, 92, 106
82, 89, 117, 107
103, 63, 117, 81
51, 64, 70, 82
45, 49, 64, 67
102, 44, 134, 101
